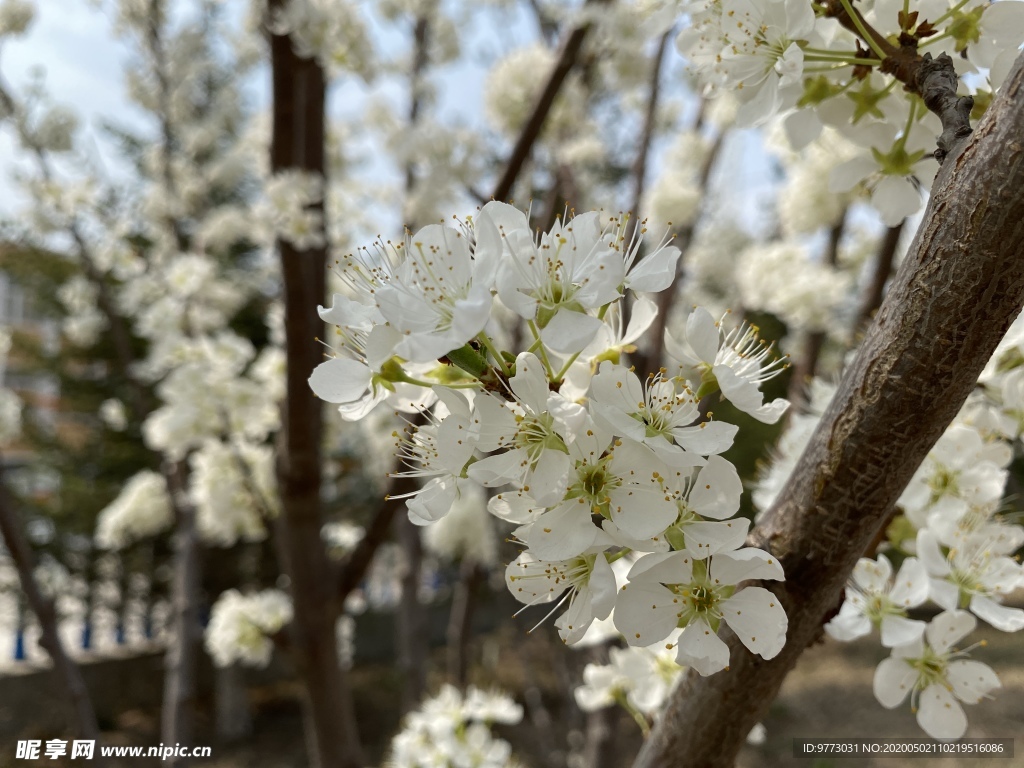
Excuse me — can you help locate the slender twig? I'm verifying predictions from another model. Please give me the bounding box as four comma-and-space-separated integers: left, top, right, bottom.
0, 461, 103, 752
786, 211, 847, 411
636, 127, 726, 375
855, 223, 904, 333
491, 0, 611, 202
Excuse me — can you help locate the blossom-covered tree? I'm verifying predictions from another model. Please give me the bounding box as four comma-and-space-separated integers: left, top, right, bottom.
0, 0, 1022, 767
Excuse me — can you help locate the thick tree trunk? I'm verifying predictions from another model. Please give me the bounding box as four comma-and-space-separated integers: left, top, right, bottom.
633, 53, 1024, 768
161, 461, 202, 766
268, 9, 363, 767
396, 515, 427, 714
0, 463, 102, 750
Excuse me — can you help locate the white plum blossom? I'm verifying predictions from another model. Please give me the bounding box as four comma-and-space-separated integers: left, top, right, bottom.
825, 555, 930, 647
95, 470, 173, 550
189, 439, 278, 547
506, 548, 618, 645
373, 221, 496, 363
677, 0, 817, 126
873, 611, 1000, 739
486, 202, 625, 355
589, 362, 735, 465
386, 685, 523, 768
665, 307, 790, 423
205, 589, 293, 669
916, 529, 1024, 632
390, 387, 480, 525
575, 643, 685, 716
614, 549, 788, 674
468, 353, 586, 506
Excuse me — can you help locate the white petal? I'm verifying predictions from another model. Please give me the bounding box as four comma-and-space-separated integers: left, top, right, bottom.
527, 450, 571, 507
684, 307, 721, 364
824, 603, 872, 642
722, 587, 788, 659
613, 583, 680, 647
682, 518, 750, 559
916, 683, 967, 740
872, 176, 921, 227
688, 455, 742, 519
710, 548, 785, 584
511, 352, 551, 413
916, 529, 951, 576
627, 245, 681, 293
675, 618, 730, 675
947, 660, 1000, 705
627, 551, 694, 585
592, 361, 646, 415
467, 449, 527, 488
523, 501, 599, 561
873, 657, 914, 708
672, 421, 738, 455
925, 610, 977, 654
889, 557, 930, 608
829, 156, 875, 194
308, 357, 372, 404
541, 310, 605, 356
608, 484, 677, 540
929, 578, 960, 612
969, 594, 1024, 632
880, 615, 927, 648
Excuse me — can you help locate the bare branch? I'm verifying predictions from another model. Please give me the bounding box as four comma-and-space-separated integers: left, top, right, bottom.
491, 0, 610, 202
855, 222, 904, 333
0, 462, 103, 752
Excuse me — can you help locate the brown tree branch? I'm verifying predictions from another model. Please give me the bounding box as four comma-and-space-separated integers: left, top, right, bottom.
0, 461, 103, 753
855, 222, 904, 334
635, 127, 725, 375
626, 28, 673, 245
633, 51, 1024, 768
823, 0, 973, 162
491, 0, 610, 202
787, 211, 847, 410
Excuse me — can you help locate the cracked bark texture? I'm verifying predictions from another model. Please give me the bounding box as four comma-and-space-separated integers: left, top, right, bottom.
632, 51, 1024, 768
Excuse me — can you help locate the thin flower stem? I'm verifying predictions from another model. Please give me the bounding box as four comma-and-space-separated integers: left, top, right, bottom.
803, 47, 863, 56
918, 30, 954, 48
403, 376, 480, 389
930, 0, 970, 28
477, 331, 511, 376
527, 320, 557, 379
895, 95, 919, 151
839, 0, 890, 60
803, 64, 857, 72
805, 54, 883, 66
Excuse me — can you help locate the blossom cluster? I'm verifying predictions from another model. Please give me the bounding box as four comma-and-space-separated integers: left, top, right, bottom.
204, 589, 293, 669
385, 684, 524, 768
676, 0, 1024, 224
311, 203, 792, 675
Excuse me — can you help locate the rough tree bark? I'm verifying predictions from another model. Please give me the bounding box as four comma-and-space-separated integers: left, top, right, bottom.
268, 8, 363, 767
161, 460, 202, 766
632, 53, 1024, 768
0, 462, 103, 753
